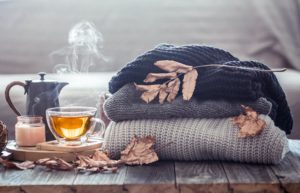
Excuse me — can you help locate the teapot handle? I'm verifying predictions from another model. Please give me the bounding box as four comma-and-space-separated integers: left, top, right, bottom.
5, 81, 26, 116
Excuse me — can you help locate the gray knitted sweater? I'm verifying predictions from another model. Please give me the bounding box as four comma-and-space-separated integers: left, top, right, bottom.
104, 84, 272, 122
102, 115, 289, 164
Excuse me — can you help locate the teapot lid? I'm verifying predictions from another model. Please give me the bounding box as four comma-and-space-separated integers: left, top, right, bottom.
28, 72, 66, 84
24, 72, 68, 94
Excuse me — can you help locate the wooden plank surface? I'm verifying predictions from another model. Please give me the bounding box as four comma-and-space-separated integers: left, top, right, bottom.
271, 154, 300, 193
175, 161, 229, 193
0, 140, 300, 193
124, 161, 177, 193
271, 140, 300, 193
73, 166, 127, 193
0, 166, 76, 193
222, 163, 282, 193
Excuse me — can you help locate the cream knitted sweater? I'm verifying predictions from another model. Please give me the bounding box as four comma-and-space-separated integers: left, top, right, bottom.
102, 115, 289, 164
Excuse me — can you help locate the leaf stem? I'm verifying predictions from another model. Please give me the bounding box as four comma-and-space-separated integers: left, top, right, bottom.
193, 64, 287, 72
163, 64, 285, 86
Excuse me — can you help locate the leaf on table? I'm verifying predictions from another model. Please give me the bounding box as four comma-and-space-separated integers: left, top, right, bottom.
120, 135, 159, 165
154, 60, 193, 73
36, 157, 73, 171
166, 78, 180, 103
182, 69, 198, 101
92, 150, 111, 161
233, 105, 266, 138
144, 72, 177, 83
0, 158, 35, 170
75, 150, 122, 173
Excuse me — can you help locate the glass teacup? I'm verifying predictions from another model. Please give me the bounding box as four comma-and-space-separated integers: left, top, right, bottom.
46, 106, 105, 145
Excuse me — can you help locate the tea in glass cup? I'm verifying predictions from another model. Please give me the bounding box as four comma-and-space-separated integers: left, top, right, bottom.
46, 106, 105, 145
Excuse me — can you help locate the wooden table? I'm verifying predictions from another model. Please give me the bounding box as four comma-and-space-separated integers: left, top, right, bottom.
0, 140, 300, 193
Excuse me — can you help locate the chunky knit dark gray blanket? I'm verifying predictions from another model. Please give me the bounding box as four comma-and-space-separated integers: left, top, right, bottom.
104, 84, 272, 122
108, 44, 293, 134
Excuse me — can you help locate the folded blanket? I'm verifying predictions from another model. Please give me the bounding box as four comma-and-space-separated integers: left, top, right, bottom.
102, 115, 289, 164
108, 44, 293, 134
104, 83, 272, 122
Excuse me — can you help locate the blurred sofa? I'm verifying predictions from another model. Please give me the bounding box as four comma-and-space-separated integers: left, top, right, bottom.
0, 0, 300, 138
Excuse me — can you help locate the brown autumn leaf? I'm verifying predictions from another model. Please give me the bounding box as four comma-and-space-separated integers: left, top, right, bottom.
0, 157, 35, 170
36, 157, 73, 171
135, 84, 161, 103
144, 72, 177, 83
136, 61, 199, 104
158, 84, 168, 104
75, 150, 122, 173
166, 78, 181, 103
233, 105, 266, 138
154, 60, 193, 73
141, 90, 160, 104
135, 84, 161, 92
121, 135, 159, 165
182, 69, 198, 101
92, 150, 111, 161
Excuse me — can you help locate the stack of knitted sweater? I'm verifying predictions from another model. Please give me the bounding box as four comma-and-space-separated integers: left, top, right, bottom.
102, 44, 292, 164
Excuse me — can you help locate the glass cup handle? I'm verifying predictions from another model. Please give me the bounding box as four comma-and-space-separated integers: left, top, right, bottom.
87, 118, 106, 142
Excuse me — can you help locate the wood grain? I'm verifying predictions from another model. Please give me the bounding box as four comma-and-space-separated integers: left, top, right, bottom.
271, 154, 300, 193
0, 165, 76, 193
124, 161, 177, 193
73, 165, 127, 193
6, 142, 96, 162
36, 140, 101, 152
222, 162, 282, 193
270, 140, 300, 193
1, 140, 299, 193
175, 161, 229, 193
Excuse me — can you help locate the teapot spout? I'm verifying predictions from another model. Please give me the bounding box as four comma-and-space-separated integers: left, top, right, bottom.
57, 82, 69, 94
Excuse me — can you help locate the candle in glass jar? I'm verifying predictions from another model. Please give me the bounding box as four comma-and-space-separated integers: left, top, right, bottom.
15, 116, 46, 147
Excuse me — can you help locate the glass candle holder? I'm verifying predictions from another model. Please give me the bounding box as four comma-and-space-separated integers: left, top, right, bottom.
15, 116, 46, 147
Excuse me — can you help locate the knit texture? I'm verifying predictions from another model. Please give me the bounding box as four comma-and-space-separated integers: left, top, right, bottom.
102, 115, 289, 164
108, 44, 293, 134
104, 83, 272, 122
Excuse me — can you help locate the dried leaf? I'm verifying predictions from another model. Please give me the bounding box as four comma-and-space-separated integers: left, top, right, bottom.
120, 136, 159, 165
141, 90, 160, 103
77, 154, 121, 168
144, 72, 177, 83
36, 157, 73, 171
0, 158, 35, 170
182, 69, 198, 101
233, 105, 266, 138
166, 78, 180, 103
135, 84, 161, 103
92, 150, 111, 161
75, 151, 122, 173
158, 84, 168, 104
155, 60, 193, 73
135, 84, 161, 92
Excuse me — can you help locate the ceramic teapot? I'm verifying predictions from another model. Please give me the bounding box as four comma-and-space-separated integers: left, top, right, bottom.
5, 72, 68, 140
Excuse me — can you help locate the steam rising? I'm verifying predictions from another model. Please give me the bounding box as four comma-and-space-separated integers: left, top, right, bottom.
50, 21, 106, 73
